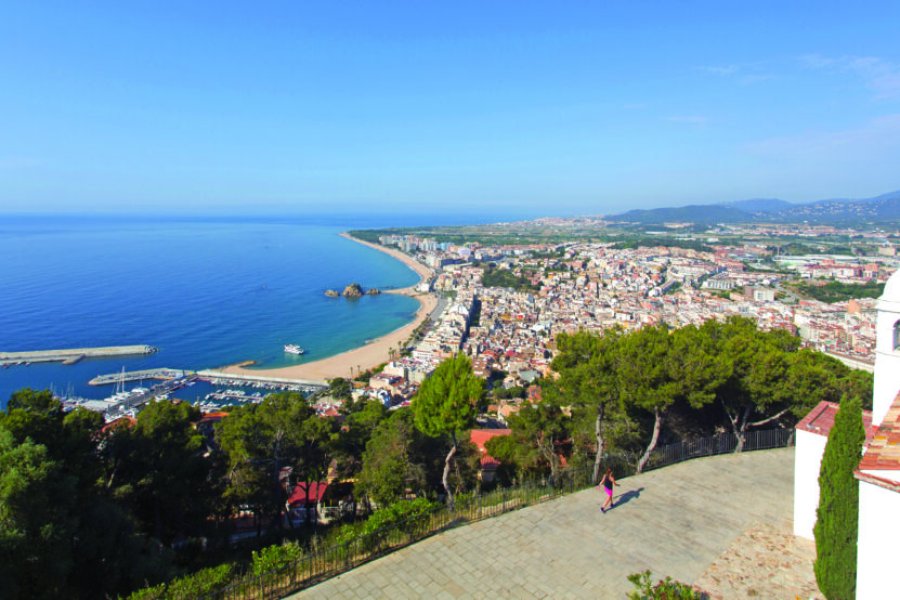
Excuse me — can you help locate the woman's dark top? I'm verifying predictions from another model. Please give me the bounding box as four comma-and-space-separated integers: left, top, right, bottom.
603, 476, 613, 490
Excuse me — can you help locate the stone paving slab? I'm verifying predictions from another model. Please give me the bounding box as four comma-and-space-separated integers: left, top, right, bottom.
695, 519, 821, 599
292, 448, 799, 599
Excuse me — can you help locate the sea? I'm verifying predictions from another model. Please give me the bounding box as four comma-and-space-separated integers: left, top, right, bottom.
0, 214, 483, 409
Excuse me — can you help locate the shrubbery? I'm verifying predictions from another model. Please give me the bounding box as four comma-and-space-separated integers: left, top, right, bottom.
125, 564, 234, 600
333, 497, 439, 549
250, 541, 304, 577
627, 570, 706, 599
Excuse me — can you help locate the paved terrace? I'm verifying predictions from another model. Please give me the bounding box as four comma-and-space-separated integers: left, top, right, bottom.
294, 448, 819, 599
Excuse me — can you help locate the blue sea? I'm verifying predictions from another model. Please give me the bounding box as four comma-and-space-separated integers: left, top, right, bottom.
0, 215, 444, 407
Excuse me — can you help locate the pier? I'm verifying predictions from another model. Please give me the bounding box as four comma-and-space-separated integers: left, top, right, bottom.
1, 345, 156, 367
102, 374, 200, 419
197, 369, 327, 391
88, 368, 191, 386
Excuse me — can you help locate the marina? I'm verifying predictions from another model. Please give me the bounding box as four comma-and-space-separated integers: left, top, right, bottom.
88, 367, 190, 386
58, 367, 327, 421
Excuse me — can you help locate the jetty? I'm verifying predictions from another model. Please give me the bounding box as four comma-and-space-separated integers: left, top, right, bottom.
197, 369, 327, 391
88, 368, 191, 386
0, 345, 157, 367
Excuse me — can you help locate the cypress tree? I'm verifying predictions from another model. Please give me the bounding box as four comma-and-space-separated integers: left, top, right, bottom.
814, 395, 865, 599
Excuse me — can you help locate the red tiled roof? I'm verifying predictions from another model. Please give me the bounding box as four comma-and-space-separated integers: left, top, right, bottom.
288, 482, 329, 506
795, 401, 875, 441
857, 391, 900, 476
199, 411, 229, 422
100, 416, 136, 434
470, 429, 511, 469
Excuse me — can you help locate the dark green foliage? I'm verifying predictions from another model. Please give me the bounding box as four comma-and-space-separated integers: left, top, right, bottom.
332, 399, 388, 478
413, 354, 482, 440
814, 396, 865, 600
492, 400, 573, 482
551, 317, 870, 475
0, 390, 173, 600
125, 563, 234, 600
333, 498, 439, 549
793, 280, 885, 303
356, 413, 425, 506
413, 354, 483, 507
480, 264, 540, 291
327, 377, 353, 401
627, 570, 705, 599
251, 541, 303, 576
492, 385, 526, 400
0, 428, 73, 599
216, 392, 337, 533
108, 400, 218, 544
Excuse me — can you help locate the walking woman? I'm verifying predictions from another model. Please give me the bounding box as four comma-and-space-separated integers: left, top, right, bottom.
599, 467, 617, 513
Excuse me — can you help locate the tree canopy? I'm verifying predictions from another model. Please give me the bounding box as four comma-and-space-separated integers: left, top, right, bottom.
413, 353, 483, 507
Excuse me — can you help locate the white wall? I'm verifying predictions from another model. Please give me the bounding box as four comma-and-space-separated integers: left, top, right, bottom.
793, 428, 827, 540
856, 480, 900, 600
873, 298, 900, 426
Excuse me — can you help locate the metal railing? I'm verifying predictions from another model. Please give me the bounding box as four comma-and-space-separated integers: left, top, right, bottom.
640, 428, 794, 473
189, 428, 794, 600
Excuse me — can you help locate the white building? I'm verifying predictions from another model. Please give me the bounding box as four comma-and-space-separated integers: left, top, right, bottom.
855, 272, 900, 599
793, 269, 900, 599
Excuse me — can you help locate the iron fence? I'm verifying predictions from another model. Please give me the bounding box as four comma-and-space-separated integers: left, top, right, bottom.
192, 428, 793, 600
640, 428, 794, 473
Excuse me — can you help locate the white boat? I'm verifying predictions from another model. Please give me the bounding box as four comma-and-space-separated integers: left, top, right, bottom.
284, 344, 305, 355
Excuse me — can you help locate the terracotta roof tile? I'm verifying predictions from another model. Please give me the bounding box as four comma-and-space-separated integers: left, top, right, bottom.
795, 400, 874, 440
470, 429, 511, 469
858, 392, 900, 473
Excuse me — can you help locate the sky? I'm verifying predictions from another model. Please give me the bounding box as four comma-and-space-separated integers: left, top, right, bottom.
2, 1, 900, 218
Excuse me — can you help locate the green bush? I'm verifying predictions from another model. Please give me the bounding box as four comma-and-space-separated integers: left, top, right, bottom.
334, 498, 439, 550
251, 541, 304, 576
627, 570, 705, 599
125, 564, 234, 600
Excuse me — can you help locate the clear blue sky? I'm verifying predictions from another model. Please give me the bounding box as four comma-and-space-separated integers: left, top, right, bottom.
2, 1, 899, 218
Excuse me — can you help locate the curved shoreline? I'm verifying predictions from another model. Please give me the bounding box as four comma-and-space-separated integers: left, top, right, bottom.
220, 232, 435, 383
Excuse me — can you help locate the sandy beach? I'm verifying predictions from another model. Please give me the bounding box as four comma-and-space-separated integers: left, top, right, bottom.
221, 233, 436, 383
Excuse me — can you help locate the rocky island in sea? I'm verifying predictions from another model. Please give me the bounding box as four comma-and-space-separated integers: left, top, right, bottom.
324, 283, 381, 298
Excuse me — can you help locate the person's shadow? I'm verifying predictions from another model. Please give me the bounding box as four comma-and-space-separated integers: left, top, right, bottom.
611, 487, 644, 510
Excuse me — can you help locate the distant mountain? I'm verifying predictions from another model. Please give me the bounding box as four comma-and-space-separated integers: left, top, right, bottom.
611, 204, 751, 225
775, 195, 900, 223
608, 190, 900, 225
723, 198, 793, 213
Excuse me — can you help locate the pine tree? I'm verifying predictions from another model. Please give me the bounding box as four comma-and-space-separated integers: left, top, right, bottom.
814, 395, 865, 599
413, 353, 482, 509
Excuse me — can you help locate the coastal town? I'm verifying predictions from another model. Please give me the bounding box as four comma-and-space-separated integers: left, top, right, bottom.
322, 220, 894, 423
30, 218, 893, 428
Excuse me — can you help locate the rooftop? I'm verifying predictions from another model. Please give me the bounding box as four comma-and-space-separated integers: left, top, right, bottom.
795, 400, 875, 440
857, 392, 900, 488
